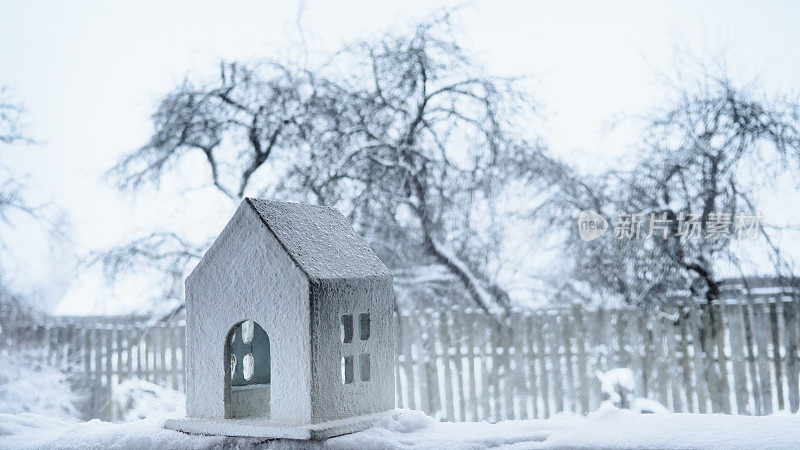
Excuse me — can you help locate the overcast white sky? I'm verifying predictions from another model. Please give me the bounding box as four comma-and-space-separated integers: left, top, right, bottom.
1, 0, 799, 314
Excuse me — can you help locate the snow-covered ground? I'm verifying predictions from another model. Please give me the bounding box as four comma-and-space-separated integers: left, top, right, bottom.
3, 406, 800, 449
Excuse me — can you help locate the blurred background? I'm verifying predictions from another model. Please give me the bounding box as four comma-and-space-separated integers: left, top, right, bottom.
2, 0, 800, 424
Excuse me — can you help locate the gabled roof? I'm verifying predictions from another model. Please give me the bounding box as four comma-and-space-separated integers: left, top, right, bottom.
246, 198, 391, 282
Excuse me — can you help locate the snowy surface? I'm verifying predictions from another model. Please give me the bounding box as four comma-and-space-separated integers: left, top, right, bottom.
4, 406, 800, 449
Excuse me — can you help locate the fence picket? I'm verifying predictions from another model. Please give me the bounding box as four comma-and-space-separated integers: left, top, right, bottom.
501, 318, 514, 420
534, 315, 551, 418
559, 313, 576, 413
782, 297, 799, 413
450, 309, 467, 421
169, 324, 179, 390
662, 311, 683, 412
713, 302, 732, 414
688, 304, 709, 413
159, 325, 168, 386
768, 300, 785, 411
490, 317, 503, 420
464, 311, 479, 421
439, 310, 455, 421
677, 308, 694, 412
651, 315, 669, 408
727, 300, 749, 414
524, 315, 540, 419
478, 313, 492, 420
548, 314, 564, 414
422, 312, 441, 418
741, 299, 762, 415
615, 311, 629, 369
637, 314, 653, 400
510, 313, 525, 419
572, 304, 590, 415
400, 313, 417, 410
589, 308, 608, 410
752, 300, 774, 414
115, 327, 124, 383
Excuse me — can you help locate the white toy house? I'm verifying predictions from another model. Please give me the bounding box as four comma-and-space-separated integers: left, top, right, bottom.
165, 199, 395, 439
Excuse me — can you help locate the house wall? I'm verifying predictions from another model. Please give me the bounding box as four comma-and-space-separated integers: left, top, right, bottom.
184, 203, 313, 425
308, 276, 395, 423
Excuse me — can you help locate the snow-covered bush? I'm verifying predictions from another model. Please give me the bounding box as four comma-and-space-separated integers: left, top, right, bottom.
0, 348, 78, 421
596, 368, 668, 414
597, 368, 636, 409
111, 378, 184, 422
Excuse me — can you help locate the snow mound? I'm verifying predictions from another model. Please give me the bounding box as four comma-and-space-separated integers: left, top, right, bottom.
111, 378, 185, 422
632, 398, 669, 414
0, 349, 78, 422
375, 409, 435, 432
0, 412, 225, 449
330, 410, 549, 449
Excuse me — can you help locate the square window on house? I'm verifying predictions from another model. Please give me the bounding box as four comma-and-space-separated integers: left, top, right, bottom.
341, 314, 353, 343
341, 356, 354, 384
359, 353, 370, 381
359, 313, 370, 340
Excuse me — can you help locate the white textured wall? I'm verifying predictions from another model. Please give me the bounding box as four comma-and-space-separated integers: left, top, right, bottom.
184, 202, 312, 425
309, 276, 395, 423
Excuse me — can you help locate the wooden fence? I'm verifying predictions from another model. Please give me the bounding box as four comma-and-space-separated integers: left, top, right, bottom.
34, 293, 800, 422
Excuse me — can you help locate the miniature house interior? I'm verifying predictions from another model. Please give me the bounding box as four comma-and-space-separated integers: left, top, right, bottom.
227, 320, 270, 418
165, 198, 396, 440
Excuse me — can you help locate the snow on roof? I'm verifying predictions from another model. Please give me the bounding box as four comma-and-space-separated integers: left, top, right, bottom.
246, 198, 391, 282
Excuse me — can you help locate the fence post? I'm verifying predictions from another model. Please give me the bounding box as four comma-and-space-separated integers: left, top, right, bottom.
534, 314, 551, 418
712, 301, 732, 414
438, 310, 455, 421
523, 313, 540, 419
449, 308, 467, 421
572, 303, 590, 415
464, 310, 480, 421
752, 299, 774, 414
741, 297, 762, 415
782, 296, 799, 413
511, 311, 529, 420
768, 299, 784, 411
393, 312, 404, 409
401, 312, 417, 410
727, 299, 750, 414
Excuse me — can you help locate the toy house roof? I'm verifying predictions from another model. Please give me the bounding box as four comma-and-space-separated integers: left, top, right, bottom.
245, 198, 391, 282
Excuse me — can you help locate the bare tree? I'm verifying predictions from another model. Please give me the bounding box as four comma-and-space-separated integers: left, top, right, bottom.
0, 87, 46, 339
277, 15, 552, 312
109, 61, 315, 200
539, 68, 800, 409
102, 57, 319, 305
546, 71, 800, 309
92, 232, 204, 304
0, 88, 34, 256
0, 86, 27, 145
107, 13, 551, 313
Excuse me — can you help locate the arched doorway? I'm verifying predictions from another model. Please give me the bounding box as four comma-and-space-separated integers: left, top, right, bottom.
225, 320, 270, 418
